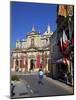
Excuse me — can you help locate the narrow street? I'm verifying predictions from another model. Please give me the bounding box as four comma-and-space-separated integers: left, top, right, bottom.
11, 72, 73, 98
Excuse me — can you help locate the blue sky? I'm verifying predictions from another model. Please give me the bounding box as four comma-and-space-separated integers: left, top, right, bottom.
11, 2, 57, 48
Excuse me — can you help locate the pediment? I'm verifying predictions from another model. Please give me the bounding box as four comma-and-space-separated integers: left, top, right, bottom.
26, 46, 38, 51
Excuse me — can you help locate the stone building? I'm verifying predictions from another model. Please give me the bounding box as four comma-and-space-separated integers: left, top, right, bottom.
49, 5, 74, 86
11, 25, 53, 72
49, 31, 63, 79
54, 5, 74, 85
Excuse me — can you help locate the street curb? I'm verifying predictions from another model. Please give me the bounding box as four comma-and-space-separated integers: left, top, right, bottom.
44, 76, 73, 93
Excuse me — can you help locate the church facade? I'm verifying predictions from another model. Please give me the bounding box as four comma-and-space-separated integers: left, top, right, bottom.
11, 25, 53, 72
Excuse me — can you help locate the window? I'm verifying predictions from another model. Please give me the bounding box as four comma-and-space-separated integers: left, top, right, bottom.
31, 38, 34, 46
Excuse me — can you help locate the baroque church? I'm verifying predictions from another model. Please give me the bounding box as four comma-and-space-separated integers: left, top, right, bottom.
11, 25, 53, 72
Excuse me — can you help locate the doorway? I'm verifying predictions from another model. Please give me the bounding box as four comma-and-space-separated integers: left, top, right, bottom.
57, 63, 68, 80
30, 59, 35, 70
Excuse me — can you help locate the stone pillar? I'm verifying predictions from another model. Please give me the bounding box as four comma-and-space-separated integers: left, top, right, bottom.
23, 58, 26, 71
45, 58, 48, 73
12, 59, 16, 71
27, 58, 30, 71
45, 64, 48, 72
22, 59, 25, 72
18, 59, 21, 72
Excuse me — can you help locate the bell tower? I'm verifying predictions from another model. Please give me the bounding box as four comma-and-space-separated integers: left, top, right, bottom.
32, 24, 35, 32
47, 24, 51, 33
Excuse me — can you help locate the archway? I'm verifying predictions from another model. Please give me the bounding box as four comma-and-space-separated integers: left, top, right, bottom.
30, 59, 35, 70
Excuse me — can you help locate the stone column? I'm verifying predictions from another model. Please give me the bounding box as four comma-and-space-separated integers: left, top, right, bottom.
45, 58, 48, 72
22, 58, 25, 72
23, 58, 26, 71
12, 59, 16, 72
18, 59, 21, 71
28, 58, 30, 72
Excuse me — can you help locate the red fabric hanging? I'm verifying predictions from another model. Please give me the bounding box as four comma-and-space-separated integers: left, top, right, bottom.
58, 31, 69, 58
62, 30, 69, 51
36, 53, 40, 68
63, 58, 68, 65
